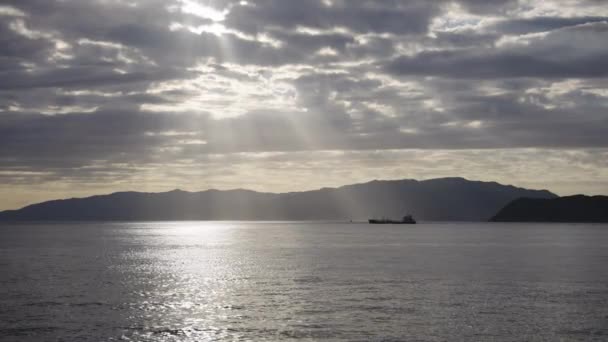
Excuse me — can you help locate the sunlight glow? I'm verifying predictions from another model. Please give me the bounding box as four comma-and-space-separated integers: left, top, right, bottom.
142, 63, 299, 119
0, 5, 25, 17
180, 0, 226, 21
170, 22, 228, 36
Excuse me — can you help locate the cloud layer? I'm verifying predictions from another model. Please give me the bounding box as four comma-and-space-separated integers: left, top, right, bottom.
1, 0, 607, 208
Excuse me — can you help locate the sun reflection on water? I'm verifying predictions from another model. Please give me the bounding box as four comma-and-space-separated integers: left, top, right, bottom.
115, 221, 281, 341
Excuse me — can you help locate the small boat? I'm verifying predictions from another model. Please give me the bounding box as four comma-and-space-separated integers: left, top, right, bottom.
369, 214, 416, 224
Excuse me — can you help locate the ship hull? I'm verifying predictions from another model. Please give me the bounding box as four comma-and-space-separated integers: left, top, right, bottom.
368, 219, 416, 224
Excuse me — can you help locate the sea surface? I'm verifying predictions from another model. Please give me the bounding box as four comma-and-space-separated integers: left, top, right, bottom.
1, 222, 607, 341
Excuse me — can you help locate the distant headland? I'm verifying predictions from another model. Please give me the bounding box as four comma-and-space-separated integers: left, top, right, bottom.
491, 195, 608, 223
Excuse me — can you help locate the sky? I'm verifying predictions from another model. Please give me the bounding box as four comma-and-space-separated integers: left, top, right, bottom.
0, 0, 607, 210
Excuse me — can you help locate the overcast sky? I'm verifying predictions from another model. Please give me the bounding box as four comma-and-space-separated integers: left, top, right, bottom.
1, 0, 607, 209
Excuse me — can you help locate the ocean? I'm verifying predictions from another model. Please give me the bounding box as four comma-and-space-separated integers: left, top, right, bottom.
1, 222, 607, 341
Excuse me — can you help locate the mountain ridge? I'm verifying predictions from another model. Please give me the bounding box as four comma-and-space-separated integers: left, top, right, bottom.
0, 177, 557, 222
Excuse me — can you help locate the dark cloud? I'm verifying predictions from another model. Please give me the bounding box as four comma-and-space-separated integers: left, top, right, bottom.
0, 66, 194, 90
430, 31, 498, 48
0, 108, 209, 167
456, 0, 519, 14
385, 49, 608, 79
385, 22, 608, 79
225, 0, 442, 35
0, 21, 52, 65
491, 16, 608, 35
267, 30, 355, 55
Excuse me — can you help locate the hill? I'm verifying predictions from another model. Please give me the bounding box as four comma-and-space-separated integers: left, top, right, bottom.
491, 195, 608, 222
0, 178, 556, 222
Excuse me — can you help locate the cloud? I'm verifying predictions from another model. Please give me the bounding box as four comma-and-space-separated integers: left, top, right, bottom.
225, 0, 442, 35
490, 16, 608, 35
385, 22, 608, 79
456, 0, 519, 14
0, 0, 607, 209
0, 66, 194, 90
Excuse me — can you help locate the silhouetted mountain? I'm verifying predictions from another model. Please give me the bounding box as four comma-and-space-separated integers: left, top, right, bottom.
0, 178, 556, 222
491, 195, 608, 222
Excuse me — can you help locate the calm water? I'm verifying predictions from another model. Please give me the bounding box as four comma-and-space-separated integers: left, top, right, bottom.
1, 222, 607, 341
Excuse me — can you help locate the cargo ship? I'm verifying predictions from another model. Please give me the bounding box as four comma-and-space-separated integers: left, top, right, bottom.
368, 214, 416, 224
